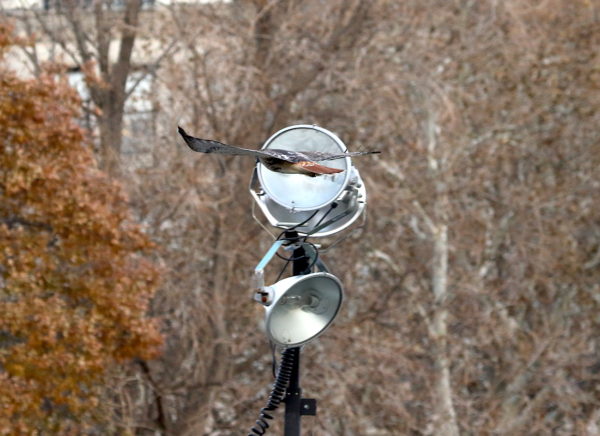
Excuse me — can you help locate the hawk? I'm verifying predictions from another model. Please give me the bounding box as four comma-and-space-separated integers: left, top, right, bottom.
178, 126, 380, 177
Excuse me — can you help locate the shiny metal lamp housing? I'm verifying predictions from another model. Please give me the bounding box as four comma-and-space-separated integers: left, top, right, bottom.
260, 272, 343, 347
250, 125, 367, 237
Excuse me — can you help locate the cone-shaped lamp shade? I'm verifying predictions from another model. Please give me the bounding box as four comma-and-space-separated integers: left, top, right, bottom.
263, 273, 343, 347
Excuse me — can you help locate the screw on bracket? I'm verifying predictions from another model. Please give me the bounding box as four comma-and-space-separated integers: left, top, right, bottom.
300, 398, 317, 416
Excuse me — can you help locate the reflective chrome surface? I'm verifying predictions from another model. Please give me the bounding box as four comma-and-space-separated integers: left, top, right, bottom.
250, 125, 368, 238
257, 125, 351, 211
263, 273, 343, 347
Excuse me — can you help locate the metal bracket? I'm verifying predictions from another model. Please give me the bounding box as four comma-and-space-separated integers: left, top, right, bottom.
300, 398, 317, 416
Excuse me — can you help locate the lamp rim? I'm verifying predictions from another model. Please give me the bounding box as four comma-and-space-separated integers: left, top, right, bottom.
257, 124, 352, 212
264, 272, 343, 347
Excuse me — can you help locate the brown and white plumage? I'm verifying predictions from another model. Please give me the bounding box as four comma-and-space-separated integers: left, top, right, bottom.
178, 126, 380, 177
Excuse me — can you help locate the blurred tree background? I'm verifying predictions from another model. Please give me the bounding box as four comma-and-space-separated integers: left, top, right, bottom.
2, 0, 600, 434
0, 20, 161, 434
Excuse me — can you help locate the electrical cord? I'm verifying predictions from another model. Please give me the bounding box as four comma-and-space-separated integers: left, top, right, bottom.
248, 347, 297, 436
272, 203, 341, 278
274, 202, 337, 242
248, 205, 341, 434
275, 258, 291, 282
277, 209, 320, 237
270, 342, 277, 378
274, 240, 319, 262
248, 198, 347, 435
307, 202, 337, 234
274, 203, 338, 262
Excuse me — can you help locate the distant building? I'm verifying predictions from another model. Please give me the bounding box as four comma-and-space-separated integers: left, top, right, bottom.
2, 0, 221, 12
3, 0, 228, 168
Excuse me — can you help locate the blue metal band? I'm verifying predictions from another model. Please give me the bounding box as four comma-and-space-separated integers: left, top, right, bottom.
255, 240, 285, 272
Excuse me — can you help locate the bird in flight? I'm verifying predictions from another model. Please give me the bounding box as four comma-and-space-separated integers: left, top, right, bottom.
178, 127, 380, 177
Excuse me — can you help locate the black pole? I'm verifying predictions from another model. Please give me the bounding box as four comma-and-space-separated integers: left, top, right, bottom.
282, 234, 316, 436
289, 231, 310, 276
283, 347, 302, 436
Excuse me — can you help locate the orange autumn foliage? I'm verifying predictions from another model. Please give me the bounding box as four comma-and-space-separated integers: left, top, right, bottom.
0, 22, 161, 433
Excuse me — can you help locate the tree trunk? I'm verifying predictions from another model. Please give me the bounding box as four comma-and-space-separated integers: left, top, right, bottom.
426, 108, 459, 435
430, 223, 460, 436
98, 92, 125, 175
94, 0, 142, 175
173, 215, 232, 436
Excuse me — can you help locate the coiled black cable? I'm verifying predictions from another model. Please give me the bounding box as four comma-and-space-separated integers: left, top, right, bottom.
248, 347, 297, 435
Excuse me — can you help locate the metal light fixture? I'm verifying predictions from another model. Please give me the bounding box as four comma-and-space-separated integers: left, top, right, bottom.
255, 272, 343, 347
252, 241, 342, 348
250, 125, 367, 237
247, 124, 373, 435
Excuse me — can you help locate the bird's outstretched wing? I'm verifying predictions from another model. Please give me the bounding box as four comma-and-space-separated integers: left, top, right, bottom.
295, 150, 381, 162
178, 126, 381, 164
178, 126, 273, 159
